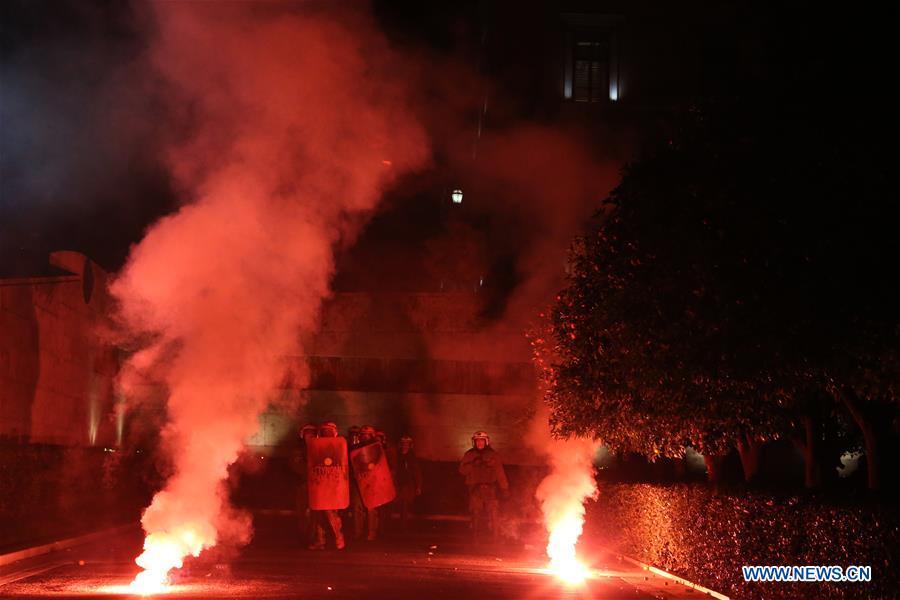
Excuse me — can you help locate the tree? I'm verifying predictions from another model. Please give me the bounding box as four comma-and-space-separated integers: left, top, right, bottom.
828, 327, 900, 491
538, 100, 898, 489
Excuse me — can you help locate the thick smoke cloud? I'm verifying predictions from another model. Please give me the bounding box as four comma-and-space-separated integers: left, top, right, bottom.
111, 1, 427, 584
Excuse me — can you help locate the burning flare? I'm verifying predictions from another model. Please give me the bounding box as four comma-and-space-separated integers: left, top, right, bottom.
546, 512, 592, 585
535, 437, 600, 585
127, 526, 209, 595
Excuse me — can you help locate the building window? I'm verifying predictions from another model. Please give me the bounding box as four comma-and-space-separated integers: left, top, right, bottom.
573, 39, 610, 102
562, 14, 622, 103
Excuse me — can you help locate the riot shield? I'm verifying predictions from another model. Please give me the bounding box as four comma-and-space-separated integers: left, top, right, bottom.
350, 442, 396, 509
307, 436, 350, 510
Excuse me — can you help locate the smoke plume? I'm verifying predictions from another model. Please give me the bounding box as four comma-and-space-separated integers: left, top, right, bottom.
461, 126, 619, 323
111, 2, 426, 588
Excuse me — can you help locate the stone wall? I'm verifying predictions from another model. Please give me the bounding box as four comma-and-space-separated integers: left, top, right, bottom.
0, 253, 138, 549
0, 251, 119, 446
0, 254, 538, 548
304, 292, 533, 362
271, 292, 540, 464
0, 443, 154, 550
1, 260, 538, 462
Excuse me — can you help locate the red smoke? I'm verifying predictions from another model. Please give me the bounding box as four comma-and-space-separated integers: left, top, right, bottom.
467, 125, 619, 323
111, 2, 427, 589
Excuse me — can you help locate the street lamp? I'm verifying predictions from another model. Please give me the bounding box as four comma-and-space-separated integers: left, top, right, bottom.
451, 188, 463, 204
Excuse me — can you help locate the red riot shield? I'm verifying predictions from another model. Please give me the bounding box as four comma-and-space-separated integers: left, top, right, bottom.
307, 437, 350, 510
350, 442, 396, 509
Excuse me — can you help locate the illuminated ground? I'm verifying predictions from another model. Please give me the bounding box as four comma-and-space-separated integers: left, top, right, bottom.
0, 516, 708, 599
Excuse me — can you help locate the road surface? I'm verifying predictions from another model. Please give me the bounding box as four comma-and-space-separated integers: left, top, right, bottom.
0, 515, 717, 599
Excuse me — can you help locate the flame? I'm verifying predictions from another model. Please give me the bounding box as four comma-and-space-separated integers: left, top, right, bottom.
127, 525, 210, 595
546, 513, 592, 585
534, 437, 600, 587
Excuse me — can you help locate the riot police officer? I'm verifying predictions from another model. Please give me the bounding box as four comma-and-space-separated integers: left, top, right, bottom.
393, 435, 423, 531
459, 430, 508, 539
351, 425, 380, 541
309, 422, 346, 550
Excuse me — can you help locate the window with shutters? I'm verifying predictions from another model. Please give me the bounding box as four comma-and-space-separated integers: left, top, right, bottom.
573, 38, 610, 102
561, 14, 622, 103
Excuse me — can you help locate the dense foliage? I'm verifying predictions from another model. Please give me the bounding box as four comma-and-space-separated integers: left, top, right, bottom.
586, 483, 899, 599
537, 102, 898, 487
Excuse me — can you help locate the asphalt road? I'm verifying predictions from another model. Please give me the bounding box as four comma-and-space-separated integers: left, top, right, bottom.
0, 516, 713, 599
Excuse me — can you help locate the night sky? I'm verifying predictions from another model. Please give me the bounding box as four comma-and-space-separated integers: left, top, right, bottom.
1, 1, 484, 276
1, 1, 895, 285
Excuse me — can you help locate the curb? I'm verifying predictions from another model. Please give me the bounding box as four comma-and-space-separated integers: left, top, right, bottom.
0, 523, 137, 567
613, 552, 730, 600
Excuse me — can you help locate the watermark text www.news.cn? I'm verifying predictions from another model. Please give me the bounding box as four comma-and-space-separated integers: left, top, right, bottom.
742, 565, 872, 583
